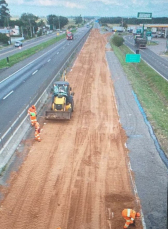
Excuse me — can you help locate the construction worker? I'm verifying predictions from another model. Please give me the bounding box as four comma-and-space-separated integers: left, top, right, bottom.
34, 121, 41, 142
59, 86, 65, 93
28, 105, 37, 126
122, 209, 141, 228
35, 121, 40, 132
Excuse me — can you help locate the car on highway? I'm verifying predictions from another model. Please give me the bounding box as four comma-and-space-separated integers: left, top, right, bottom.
14, 41, 23, 47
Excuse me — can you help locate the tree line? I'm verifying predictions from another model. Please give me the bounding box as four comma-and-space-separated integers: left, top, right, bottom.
99, 17, 168, 26
0, 0, 84, 44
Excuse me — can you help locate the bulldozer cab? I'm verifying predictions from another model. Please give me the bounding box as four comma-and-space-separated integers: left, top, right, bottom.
53, 81, 70, 97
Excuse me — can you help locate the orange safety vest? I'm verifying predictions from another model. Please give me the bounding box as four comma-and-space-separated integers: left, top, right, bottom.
29, 113, 37, 126
122, 209, 136, 228
28, 106, 36, 116
28, 106, 37, 125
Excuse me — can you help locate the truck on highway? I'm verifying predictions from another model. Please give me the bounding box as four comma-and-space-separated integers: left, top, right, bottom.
134, 34, 147, 48
112, 26, 124, 32
66, 31, 73, 40
134, 28, 147, 49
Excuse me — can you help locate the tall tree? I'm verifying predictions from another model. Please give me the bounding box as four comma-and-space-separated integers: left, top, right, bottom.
20, 13, 38, 38
47, 15, 68, 30
47, 14, 57, 30
0, 0, 10, 27
75, 15, 82, 25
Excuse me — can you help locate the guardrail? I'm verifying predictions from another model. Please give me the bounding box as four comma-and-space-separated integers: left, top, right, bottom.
0, 29, 91, 172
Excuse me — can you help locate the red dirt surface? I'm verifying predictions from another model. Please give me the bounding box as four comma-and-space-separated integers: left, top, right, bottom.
0, 29, 143, 229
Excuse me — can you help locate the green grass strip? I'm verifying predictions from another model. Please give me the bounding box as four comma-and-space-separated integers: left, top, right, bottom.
110, 39, 168, 154
0, 34, 66, 69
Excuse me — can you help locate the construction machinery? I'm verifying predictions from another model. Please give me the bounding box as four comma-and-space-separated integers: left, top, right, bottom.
45, 81, 74, 120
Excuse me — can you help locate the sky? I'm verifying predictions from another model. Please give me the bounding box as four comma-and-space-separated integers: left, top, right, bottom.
7, 0, 168, 18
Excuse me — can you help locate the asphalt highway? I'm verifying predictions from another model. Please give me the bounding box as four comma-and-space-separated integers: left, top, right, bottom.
0, 27, 90, 137
124, 35, 168, 80
0, 32, 62, 61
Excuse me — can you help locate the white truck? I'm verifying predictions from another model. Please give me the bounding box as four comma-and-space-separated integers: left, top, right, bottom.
112, 26, 124, 32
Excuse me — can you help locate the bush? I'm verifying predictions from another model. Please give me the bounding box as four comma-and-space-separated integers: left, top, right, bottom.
37, 29, 42, 37
0, 33, 10, 44
102, 23, 108, 27
68, 25, 76, 29
112, 35, 124, 47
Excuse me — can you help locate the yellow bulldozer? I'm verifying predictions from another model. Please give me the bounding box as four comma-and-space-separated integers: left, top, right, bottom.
45, 81, 74, 120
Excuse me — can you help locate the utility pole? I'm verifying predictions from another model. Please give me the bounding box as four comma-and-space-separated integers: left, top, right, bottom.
59, 16, 60, 30
29, 19, 32, 37
121, 18, 123, 27
21, 26, 23, 37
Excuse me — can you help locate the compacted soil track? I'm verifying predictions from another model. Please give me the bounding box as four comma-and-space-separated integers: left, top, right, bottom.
0, 29, 143, 229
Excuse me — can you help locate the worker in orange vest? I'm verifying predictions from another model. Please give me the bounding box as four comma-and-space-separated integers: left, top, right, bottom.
34, 121, 41, 142
35, 121, 40, 132
122, 209, 141, 228
28, 105, 37, 126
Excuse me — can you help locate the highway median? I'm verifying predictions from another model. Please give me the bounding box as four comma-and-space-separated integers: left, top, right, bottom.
0, 34, 66, 69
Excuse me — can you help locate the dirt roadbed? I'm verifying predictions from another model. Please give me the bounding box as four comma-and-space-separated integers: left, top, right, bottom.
0, 30, 143, 228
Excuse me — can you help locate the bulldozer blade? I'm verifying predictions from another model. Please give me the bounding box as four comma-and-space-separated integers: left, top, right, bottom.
45, 111, 71, 120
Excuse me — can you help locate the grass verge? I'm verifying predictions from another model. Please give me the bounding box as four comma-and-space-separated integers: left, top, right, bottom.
110, 39, 168, 156
0, 34, 66, 69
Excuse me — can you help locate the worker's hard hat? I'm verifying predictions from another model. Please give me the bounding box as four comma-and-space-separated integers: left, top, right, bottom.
136, 212, 141, 217
32, 105, 35, 109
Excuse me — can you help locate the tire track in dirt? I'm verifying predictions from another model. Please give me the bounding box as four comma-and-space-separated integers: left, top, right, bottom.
0, 29, 143, 229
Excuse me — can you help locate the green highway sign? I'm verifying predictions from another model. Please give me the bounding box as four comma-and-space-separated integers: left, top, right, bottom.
137, 12, 152, 19
125, 54, 141, 63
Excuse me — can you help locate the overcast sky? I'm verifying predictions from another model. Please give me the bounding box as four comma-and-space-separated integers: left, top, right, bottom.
7, 0, 168, 18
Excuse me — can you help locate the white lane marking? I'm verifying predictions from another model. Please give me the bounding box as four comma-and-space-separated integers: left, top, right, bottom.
47, 59, 51, 62
57, 52, 59, 54
0, 40, 65, 84
0, 34, 57, 57
32, 70, 38, 75
3, 90, 14, 99
124, 42, 168, 82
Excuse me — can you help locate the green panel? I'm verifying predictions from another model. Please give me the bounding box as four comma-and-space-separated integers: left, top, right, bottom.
125, 54, 141, 63
137, 12, 152, 19
146, 31, 152, 36
136, 29, 142, 34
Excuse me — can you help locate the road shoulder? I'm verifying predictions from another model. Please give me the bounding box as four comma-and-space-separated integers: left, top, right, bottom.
106, 50, 168, 229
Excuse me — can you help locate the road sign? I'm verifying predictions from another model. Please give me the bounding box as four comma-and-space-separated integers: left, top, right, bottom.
125, 54, 141, 63
136, 29, 142, 34
137, 12, 152, 19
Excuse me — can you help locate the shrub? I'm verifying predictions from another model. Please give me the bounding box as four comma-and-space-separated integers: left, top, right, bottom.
102, 23, 108, 26
68, 25, 76, 29
0, 33, 10, 44
37, 29, 42, 37
112, 35, 124, 47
